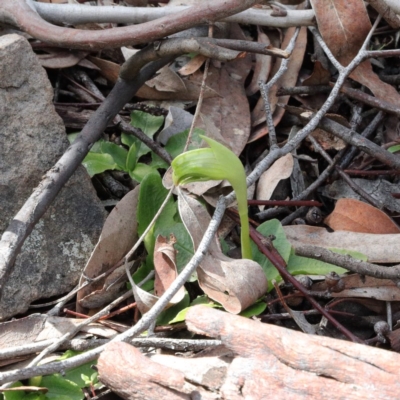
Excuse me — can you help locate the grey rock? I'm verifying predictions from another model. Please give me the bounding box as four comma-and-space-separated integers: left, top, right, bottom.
0, 34, 107, 319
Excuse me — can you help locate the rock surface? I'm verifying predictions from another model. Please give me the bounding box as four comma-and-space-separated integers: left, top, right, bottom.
0, 34, 107, 319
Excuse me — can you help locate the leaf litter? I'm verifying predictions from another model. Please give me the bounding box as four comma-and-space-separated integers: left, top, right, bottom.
5, 1, 400, 393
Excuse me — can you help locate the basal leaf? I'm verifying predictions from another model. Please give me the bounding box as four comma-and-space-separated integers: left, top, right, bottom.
130, 110, 164, 137
125, 143, 138, 172
137, 172, 175, 254
240, 301, 267, 318
156, 291, 190, 326
287, 251, 347, 277
100, 141, 128, 170
121, 132, 136, 148
129, 163, 156, 183
40, 375, 82, 400
82, 153, 118, 177
251, 219, 292, 283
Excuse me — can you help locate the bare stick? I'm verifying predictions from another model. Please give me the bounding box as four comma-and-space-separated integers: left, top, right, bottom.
32, 3, 316, 28
0, 0, 259, 50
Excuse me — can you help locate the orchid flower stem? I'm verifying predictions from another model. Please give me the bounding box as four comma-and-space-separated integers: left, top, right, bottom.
172, 134, 252, 259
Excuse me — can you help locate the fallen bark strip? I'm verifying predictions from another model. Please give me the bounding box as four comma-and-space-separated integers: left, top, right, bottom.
0, 0, 258, 50
97, 306, 400, 399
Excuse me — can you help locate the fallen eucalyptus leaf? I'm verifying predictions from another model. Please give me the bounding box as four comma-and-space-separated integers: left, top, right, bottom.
324, 198, 400, 234
77, 187, 140, 311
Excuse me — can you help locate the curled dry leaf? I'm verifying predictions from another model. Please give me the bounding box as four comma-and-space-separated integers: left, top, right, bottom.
77, 187, 140, 312
131, 234, 185, 315
310, 0, 400, 108
178, 191, 268, 314
256, 153, 294, 210
324, 198, 400, 234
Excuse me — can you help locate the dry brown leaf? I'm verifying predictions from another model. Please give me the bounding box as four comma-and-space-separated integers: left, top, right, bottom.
309, 114, 349, 151
37, 49, 89, 69
178, 191, 267, 314
146, 65, 186, 93
178, 54, 207, 76
256, 153, 294, 210
249, 24, 307, 142
154, 235, 185, 299
246, 28, 273, 96
77, 187, 140, 312
312, 275, 400, 301
191, 24, 253, 154
87, 55, 120, 83
131, 235, 185, 314
310, 0, 400, 108
284, 225, 400, 263
302, 60, 331, 86
0, 315, 116, 351
324, 198, 400, 234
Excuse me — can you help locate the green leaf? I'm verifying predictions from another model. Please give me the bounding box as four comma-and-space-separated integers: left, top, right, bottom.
172, 135, 252, 259
168, 296, 219, 324
130, 110, 164, 137
286, 251, 347, 277
82, 152, 118, 177
251, 219, 352, 291
164, 128, 203, 159
40, 375, 82, 400
251, 219, 292, 285
129, 163, 156, 183
130, 111, 164, 158
240, 301, 267, 318
126, 143, 138, 172
156, 291, 190, 326
388, 144, 400, 153
121, 132, 137, 148
130, 255, 154, 292
4, 382, 25, 400
137, 172, 175, 254
100, 142, 128, 170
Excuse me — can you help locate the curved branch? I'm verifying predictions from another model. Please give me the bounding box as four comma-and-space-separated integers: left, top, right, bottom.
0, 0, 259, 50
32, 3, 316, 28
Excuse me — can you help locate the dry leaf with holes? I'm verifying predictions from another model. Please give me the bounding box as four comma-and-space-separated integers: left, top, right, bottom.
178, 191, 267, 313
256, 153, 294, 210
324, 198, 400, 234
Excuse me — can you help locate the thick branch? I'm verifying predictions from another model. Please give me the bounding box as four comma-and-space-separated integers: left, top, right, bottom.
33, 3, 315, 28
0, 0, 259, 50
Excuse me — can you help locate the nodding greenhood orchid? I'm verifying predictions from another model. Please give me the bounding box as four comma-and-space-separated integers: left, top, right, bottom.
171, 135, 252, 260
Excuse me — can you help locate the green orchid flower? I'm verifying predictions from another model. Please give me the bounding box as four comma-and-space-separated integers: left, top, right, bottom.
171, 135, 252, 259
